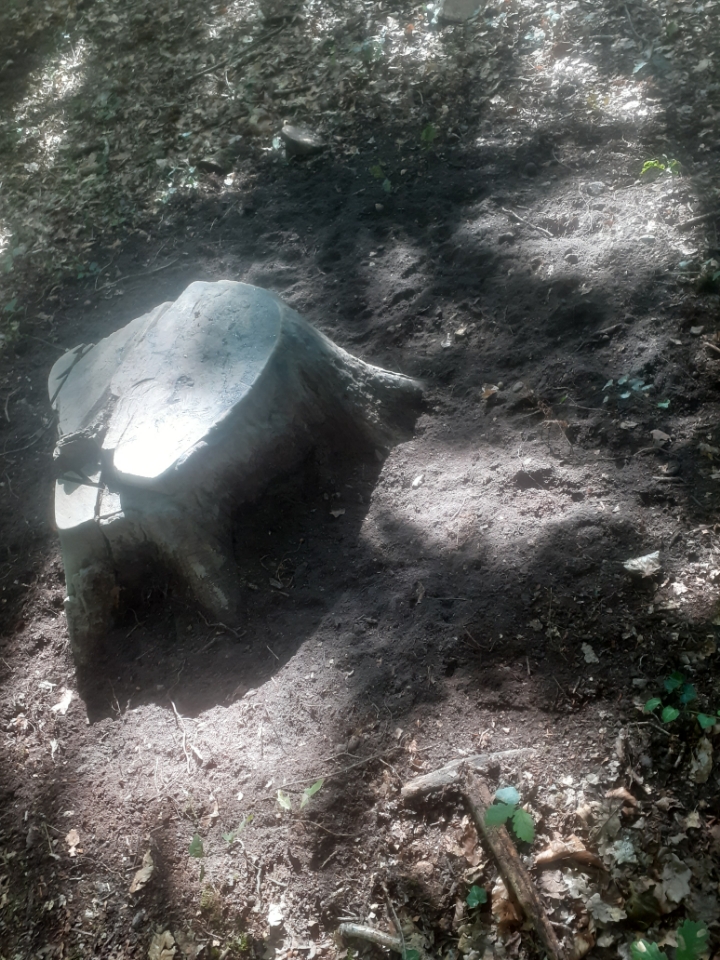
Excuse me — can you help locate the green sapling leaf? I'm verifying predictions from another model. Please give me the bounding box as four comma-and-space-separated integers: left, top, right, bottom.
697, 713, 715, 730
188, 833, 204, 858
512, 807, 535, 843
664, 671, 684, 693
644, 698, 662, 712
485, 802, 515, 826
661, 706, 680, 723
675, 919, 709, 960
300, 778, 324, 809
277, 790, 293, 811
630, 940, 668, 960
466, 885, 487, 909
679, 683, 697, 705
495, 786, 520, 805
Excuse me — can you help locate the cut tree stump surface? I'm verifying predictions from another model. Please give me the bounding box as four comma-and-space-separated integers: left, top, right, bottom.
49, 280, 423, 664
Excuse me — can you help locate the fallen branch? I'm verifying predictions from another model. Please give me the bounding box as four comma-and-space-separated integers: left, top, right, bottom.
187, 24, 286, 83
338, 923, 402, 953
401, 748, 535, 801
464, 772, 567, 960
677, 209, 720, 231
500, 207, 554, 239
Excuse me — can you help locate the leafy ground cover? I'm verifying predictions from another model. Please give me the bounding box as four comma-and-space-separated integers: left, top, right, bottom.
1, 0, 720, 957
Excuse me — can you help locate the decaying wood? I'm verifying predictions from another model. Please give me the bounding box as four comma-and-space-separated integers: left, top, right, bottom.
464, 772, 567, 960
401, 748, 535, 800
337, 923, 403, 952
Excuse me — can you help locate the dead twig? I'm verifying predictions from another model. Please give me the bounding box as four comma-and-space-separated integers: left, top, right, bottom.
500, 207, 553, 239
95, 258, 180, 293
464, 772, 567, 960
170, 700, 192, 773
187, 25, 286, 82
401, 748, 535, 800
678, 209, 720, 231
338, 924, 403, 953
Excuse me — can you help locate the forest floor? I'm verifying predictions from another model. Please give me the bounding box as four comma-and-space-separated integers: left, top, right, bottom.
1, 0, 720, 958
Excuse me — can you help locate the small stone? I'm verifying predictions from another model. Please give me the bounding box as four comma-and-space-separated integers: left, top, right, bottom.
281, 124, 325, 158
639, 235, 656, 244
454, 326, 467, 340
587, 181, 605, 196
524, 161, 539, 177
196, 154, 231, 175
498, 232, 515, 244
512, 381, 524, 393
564, 252, 579, 264
438, 0, 483, 21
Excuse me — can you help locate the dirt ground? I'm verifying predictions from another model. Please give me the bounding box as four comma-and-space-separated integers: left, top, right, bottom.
1, 0, 720, 958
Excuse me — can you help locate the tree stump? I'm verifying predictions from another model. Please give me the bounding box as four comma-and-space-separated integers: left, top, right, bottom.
49, 280, 423, 665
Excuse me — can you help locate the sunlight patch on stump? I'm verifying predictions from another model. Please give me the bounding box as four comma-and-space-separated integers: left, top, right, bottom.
48, 280, 423, 665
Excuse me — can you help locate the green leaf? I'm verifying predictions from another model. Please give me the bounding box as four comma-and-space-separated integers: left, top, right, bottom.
697, 713, 715, 729
644, 698, 662, 713
222, 831, 235, 843
661, 706, 680, 723
466, 885, 487, 909
495, 786, 520, 805
676, 919, 709, 960
630, 940, 668, 960
277, 790, 293, 811
403, 951, 420, 960
382, 178, 392, 194
300, 778, 324, 809
485, 802, 514, 826
188, 833, 204, 858
421, 123, 438, 146
512, 807, 535, 843
679, 683, 697, 705
657, 400, 670, 409
664, 671, 685, 693
369, 164, 384, 179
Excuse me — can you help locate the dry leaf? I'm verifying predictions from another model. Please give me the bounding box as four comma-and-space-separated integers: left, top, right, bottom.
148, 930, 176, 960
129, 850, 154, 894
535, 834, 606, 871
65, 829, 80, 857
623, 551, 661, 577
605, 786, 637, 807
51, 689, 74, 715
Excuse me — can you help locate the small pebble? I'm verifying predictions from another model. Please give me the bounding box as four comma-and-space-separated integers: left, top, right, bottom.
512, 381, 524, 393
498, 232, 515, 244
524, 161, 539, 177
564, 252, 579, 264
587, 181, 605, 196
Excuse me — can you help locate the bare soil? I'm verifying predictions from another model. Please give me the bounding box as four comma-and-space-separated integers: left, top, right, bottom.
1, 0, 720, 958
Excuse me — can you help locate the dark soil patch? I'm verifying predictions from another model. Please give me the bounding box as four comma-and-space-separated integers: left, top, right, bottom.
1, 0, 720, 958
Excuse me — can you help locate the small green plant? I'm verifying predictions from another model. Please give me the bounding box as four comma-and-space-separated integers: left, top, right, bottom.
277, 778, 324, 812
644, 671, 719, 729
188, 833, 205, 858
466, 885, 488, 909
640, 156, 681, 177
484, 786, 535, 843
421, 123, 438, 149
222, 814, 253, 845
631, 919, 708, 960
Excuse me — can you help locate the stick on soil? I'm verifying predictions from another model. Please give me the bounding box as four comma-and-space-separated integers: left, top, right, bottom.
401, 748, 535, 800
464, 772, 567, 960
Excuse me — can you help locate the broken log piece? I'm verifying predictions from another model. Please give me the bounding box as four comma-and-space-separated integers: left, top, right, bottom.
48, 281, 423, 664
401, 749, 536, 801
464, 772, 567, 960
337, 924, 403, 953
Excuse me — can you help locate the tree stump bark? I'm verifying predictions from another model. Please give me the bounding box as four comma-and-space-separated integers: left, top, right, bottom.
49, 280, 423, 665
